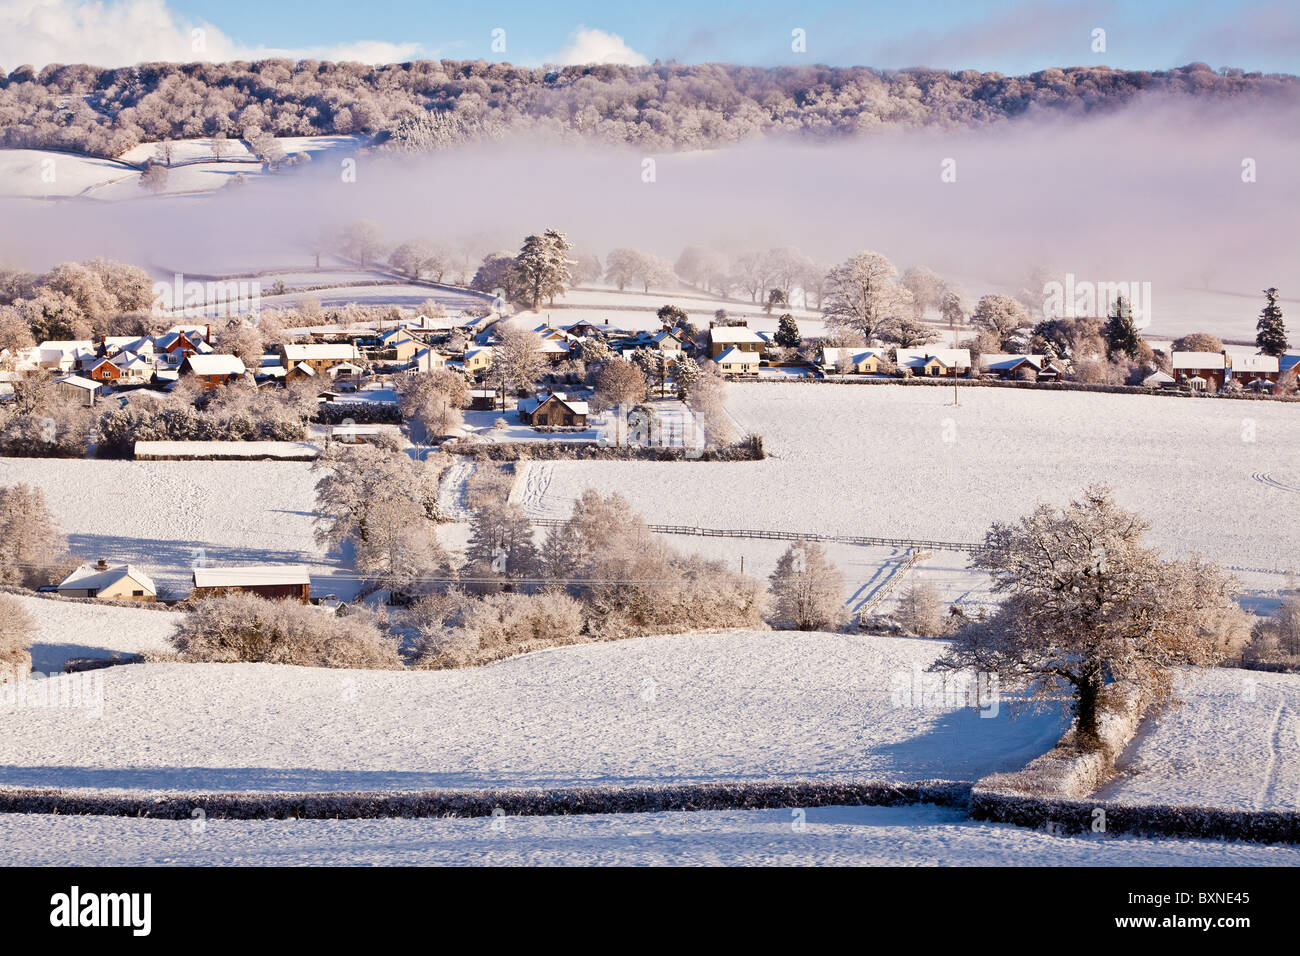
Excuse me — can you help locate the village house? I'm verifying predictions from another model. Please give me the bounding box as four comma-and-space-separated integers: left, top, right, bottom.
978, 353, 1064, 382
537, 339, 571, 364
518, 391, 590, 427
373, 328, 420, 363
191, 564, 311, 603
278, 342, 364, 374
57, 559, 157, 602
29, 341, 95, 373
821, 347, 887, 374
464, 346, 494, 375
896, 348, 972, 378
155, 327, 213, 368
53, 374, 102, 406
411, 347, 447, 373
1171, 351, 1226, 390
1229, 354, 1280, 387
715, 346, 761, 378
707, 323, 766, 359
181, 353, 247, 390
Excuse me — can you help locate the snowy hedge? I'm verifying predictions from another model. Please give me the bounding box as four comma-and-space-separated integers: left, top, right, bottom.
315, 403, 402, 425
0, 778, 970, 820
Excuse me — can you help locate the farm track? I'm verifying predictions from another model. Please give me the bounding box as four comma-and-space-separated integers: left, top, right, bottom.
1254, 472, 1300, 495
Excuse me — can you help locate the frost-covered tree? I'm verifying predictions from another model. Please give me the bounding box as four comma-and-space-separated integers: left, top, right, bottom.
592, 358, 648, 411
312, 446, 440, 552
340, 219, 387, 268
0, 483, 67, 586
673, 353, 702, 399
895, 579, 946, 637
939, 285, 970, 327
1170, 332, 1224, 353
970, 294, 1032, 350
884, 316, 940, 348
464, 503, 538, 588
822, 251, 913, 343
514, 229, 572, 309
0, 594, 34, 683
491, 326, 547, 407
354, 496, 450, 602
138, 161, 168, 194
768, 540, 847, 630
901, 266, 946, 313
1256, 287, 1288, 357
775, 313, 801, 348
683, 369, 734, 444
933, 486, 1245, 749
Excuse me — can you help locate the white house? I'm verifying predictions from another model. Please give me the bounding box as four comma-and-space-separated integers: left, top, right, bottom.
57, 560, 157, 602
714, 346, 761, 378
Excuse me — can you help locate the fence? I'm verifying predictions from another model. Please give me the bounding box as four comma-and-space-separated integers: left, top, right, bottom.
528, 518, 979, 553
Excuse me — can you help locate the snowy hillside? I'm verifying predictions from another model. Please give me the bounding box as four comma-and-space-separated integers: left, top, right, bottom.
0, 631, 1065, 793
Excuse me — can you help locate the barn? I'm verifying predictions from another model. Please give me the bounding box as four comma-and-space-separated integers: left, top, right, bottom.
191, 565, 312, 603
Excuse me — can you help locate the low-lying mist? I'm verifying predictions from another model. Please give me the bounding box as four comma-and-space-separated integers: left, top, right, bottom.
1, 94, 1297, 308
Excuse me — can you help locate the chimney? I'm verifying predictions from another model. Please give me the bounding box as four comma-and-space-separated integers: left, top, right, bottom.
206, 324, 212, 345
96, 557, 108, 570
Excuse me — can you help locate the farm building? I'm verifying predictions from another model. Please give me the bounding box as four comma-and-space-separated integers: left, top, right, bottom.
181, 353, 247, 390
191, 565, 311, 603
1143, 369, 1177, 388
1171, 351, 1226, 390
518, 391, 590, 426
57, 560, 157, 602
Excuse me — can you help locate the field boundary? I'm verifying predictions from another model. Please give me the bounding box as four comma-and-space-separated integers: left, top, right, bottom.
0, 779, 970, 820
530, 518, 980, 553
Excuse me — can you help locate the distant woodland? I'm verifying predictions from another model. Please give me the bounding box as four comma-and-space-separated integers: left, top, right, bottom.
1, 59, 1295, 157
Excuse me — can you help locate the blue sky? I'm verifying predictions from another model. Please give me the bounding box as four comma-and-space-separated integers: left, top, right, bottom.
158, 0, 1300, 71
6, 0, 1299, 72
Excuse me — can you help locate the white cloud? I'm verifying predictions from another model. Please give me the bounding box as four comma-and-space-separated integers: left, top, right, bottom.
551, 26, 650, 66
0, 0, 426, 67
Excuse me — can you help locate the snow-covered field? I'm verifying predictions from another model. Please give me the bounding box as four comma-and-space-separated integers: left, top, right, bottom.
0, 136, 366, 201
516, 383, 1300, 574
0, 632, 1065, 793
0, 457, 359, 598
6, 593, 180, 674
3, 803, 1295, 866
1098, 668, 1300, 812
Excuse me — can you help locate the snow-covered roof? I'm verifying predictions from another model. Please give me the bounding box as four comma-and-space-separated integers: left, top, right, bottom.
538, 340, 569, 354
980, 353, 1046, 372
822, 347, 884, 366
1233, 354, 1279, 373
709, 326, 766, 345
1143, 370, 1175, 386
59, 563, 156, 595
184, 354, 246, 376
1171, 351, 1225, 370
55, 374, 100, 391
896, 348, 972, 370
192, 565, 311, 589
291, 362, 317, 376
465, 347, 493, 360
281, 343, 361, 361
715, 346, 759, 365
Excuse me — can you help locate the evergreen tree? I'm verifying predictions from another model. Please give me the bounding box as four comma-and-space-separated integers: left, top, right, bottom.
1256, 287, 1288, 356
1103, 296, 1142, 360
514, 229, 573, 310
775, 313, 801, 348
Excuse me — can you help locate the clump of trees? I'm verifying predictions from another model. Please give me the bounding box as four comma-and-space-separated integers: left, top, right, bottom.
933, 486, 1247, 749
0, 483, 69, 586
470, 230, 573, 310
171, 593, 401, 668
0, 257, 155, 342
1245, 590, 1300, 665
312, 445, 445, 602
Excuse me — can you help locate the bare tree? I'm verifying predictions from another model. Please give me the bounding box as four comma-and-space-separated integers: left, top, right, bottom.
933, 486, 1246, 749
769, 540, 847, 630
592, 358, 648, 412
0, 594, 34, 683
895, 579, 946, 636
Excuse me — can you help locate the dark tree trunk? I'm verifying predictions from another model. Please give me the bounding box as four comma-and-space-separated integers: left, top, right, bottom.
1075, 670, 1105, 751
